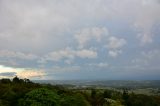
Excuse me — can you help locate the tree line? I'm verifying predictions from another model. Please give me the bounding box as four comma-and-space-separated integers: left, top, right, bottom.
0, 76, 160, 106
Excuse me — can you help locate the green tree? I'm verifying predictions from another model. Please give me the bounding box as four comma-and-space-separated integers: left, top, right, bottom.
12, 76, 20, 83
0, 78, 11, 84
103, 90, 112, 98
91, 89, 104, 106
19, 88, 60, 106
24, 78, 31, 83
60, 93, 90, 106
122, 89, 129, 105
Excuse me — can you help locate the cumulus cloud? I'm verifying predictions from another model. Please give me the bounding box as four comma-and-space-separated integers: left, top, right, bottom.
41, 48, 97, 63
74, 27, 109, 48
112, 0, 160, 44
132, 49, 160, 68
108, 50, 122, 58
134, 0, 160, 44
74, 27, 126, 58
106, 36, 126, 49
142, 50, 160, 59
76, 49, 98, 58
105, 36, 126, 58
0, 50, 38, 60
89, 62, 109, 68
98, 62, 109, 67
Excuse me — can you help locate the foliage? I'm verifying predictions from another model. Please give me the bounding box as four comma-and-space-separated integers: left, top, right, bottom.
19, 88, 60, 106
103, 89, 112, 98
124, 93, 160, 106
0, 78, 11, 84
0, 77, 160, 106
60, 93, 90, 106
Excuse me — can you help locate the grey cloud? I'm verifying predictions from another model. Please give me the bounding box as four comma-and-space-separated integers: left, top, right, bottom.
0, 0, 159, 54
0, 0, 111, 53
0, 72, 17, 77
0, 50, 38, 60
156, 0, 160, 3
0, 0, 73, 53
99, 0, 160, 44
88, 62, 109, 68
0, 0, 159, 80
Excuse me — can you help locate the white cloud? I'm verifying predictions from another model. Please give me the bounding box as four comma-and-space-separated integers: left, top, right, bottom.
105, 36, 126, 58
76, 49, 97, 58
44, 48, 75, 62
64, 59, 73, 64
91, 0, 160, 44
142, 50, 160, 59
133, 0, 160, 44
137, 33, 153, 44
74, 27, 109, 48
132, 49, 160, 67
42, 48, 97, 62
106, 36, 126, 49
98, 63, 109, 67
89, 62, 109, 68
108, 50, 122, 58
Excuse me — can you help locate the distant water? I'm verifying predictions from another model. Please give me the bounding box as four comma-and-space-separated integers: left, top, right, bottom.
33, 80, 160, 88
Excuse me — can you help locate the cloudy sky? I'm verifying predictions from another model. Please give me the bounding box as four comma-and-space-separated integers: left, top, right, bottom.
0, 0, 160, 80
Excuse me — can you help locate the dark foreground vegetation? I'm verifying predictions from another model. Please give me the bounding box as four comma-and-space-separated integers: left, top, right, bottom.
0, 77, 160, 106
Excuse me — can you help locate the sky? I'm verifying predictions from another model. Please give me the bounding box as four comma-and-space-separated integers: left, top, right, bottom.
0, 0, 160, 80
